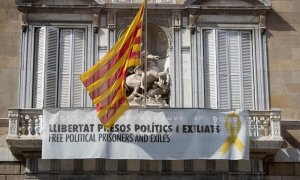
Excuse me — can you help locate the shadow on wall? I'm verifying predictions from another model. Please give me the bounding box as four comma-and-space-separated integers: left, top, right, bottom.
266, 9, 296, 38
281, 125, 300, 148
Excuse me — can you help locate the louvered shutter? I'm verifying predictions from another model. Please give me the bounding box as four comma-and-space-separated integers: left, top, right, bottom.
58, 29, 72, 107
33, 28, 46, 108
44, 27, 59, 107
241, 31, 253, 109
228, 31, 241, 109
72, 30, 85, 107
217, 31, 230, 109
203, 30, 217, 109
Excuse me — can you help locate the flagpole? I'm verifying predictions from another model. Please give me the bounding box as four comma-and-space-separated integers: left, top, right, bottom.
143, 0, 148, 107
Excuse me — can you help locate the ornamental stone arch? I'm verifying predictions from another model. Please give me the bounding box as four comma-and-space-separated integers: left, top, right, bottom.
117, 20, 172, 106
117, 21, 172, 72
117, 20, 173, 54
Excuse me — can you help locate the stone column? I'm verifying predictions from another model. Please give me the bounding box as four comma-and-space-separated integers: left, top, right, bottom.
107, 10, 116, 49
171, 11, 182, 107
8, 109, 20, 137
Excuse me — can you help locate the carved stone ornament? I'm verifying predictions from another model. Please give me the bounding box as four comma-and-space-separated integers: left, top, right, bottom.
21, 13, 28, 32
8, 110, 20, 136
93, 13, 99, 33
8, 110, 19, 119
126, 53, 170, 107
189, 14, 198, 34
172, 13, 181, 30
10, 120, 18, 136
259, 15, 266, 33
270, 111, 281, 136
107, 10, 116, 30
125, 23, 170, 107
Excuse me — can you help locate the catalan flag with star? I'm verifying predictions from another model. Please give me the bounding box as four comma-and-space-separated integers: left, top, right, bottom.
80, 1, 144, 128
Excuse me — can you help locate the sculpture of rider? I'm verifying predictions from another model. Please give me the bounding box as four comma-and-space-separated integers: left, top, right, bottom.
125, 50, 170, 105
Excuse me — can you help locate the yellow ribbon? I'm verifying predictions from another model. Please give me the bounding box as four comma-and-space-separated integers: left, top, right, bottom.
219, 112, 245, 155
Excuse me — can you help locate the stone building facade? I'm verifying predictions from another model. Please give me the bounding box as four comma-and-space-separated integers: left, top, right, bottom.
0, 0, 24, 180
0, 0, 300, 179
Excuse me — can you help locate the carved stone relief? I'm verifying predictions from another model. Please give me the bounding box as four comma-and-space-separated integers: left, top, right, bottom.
8, 110, 19, 135
107, 10, 116, 30
259, 15, 266, 33
124, 23, 171, 107
172, 12, 181, 30
117, 17, 173, 48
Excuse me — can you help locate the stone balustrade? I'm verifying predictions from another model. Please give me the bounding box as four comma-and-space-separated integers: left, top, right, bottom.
7, 108, 282, 139
6, 108, 283, 155
248, 110, 282, 139
8, 108, 43, 138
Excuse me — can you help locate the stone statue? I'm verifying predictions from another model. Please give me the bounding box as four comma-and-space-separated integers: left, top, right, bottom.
126, 66, 144, 101
147, 73, 170, 101
125, 51, 170, 106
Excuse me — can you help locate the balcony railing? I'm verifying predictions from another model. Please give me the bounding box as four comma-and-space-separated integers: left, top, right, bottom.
8, 109, 43, 138
248, 110, 282, 139
6, 108, 283, 155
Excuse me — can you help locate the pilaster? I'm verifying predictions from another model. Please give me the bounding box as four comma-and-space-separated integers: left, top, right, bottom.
172, 10, 182, 107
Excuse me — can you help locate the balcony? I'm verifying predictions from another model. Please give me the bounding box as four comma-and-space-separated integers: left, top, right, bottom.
6, 108, 283, 157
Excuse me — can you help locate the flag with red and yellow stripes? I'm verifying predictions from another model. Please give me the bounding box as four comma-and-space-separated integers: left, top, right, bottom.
80, 2, 144, 128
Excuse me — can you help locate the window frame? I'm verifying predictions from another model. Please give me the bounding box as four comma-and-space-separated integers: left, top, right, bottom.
19, 21, 269, 110
202, 29, 254, 110
198, 24, 269, 110
58, 28, 87, 108
19, 23, 94, 108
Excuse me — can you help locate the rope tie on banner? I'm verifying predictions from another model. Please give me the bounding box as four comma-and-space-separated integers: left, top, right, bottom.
219, 112, 245, 155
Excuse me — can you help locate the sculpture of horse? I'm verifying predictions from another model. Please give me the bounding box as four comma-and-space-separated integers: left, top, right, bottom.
125, 53, 169, 101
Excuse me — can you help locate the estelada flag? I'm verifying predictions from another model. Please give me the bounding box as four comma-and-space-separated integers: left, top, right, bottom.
80, 2, 144, 128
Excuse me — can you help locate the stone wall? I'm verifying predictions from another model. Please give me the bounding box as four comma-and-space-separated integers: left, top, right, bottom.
0, 0, 23, 178
264, 162, 300, 180
0, 0, 21, 118
0, 162, 24, 180
264, 1, 300, 178
0, 0, 299, 179
0, 0, 22, 170
0, 120, 24, 180
267, 0, 300, 121
24, 158, 263, 180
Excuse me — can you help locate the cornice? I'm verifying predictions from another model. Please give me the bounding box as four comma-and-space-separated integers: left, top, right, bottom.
184, 0, 271, 15
15, 0, 270, 14
15, 0, 104, 13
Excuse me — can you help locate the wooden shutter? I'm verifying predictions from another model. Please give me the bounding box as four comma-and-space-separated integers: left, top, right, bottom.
228, 31, 241, 109
33, 28, 46, 108
241, 31, 253, 109
217, 31, 230, 109
72, 30, 85, 107
58, 29, 72, 107
203, 30, 217, 109
44, 27, 59, 107
33, 27, 59, 108
203, 29, 254, 110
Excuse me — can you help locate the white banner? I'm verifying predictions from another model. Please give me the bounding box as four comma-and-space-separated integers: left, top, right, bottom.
42, 108, 249, 160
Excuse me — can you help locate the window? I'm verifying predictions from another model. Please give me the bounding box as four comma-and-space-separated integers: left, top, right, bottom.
32, 27, 85, 108
203, 29, 254, 110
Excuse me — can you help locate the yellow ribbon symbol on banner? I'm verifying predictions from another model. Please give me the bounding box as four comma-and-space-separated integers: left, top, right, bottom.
219, 112, 245, 155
